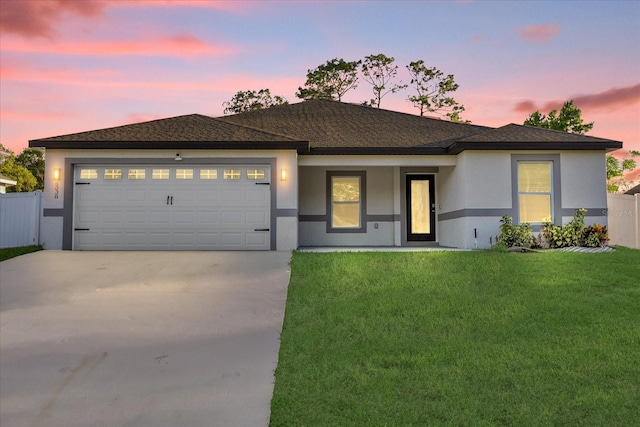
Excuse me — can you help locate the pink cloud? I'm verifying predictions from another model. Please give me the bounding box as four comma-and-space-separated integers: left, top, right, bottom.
113, 0, 249, 12
512, 84, 640, 114
2, 34, 235, 58
518, 24, 560, 43
0, 0, 106, 38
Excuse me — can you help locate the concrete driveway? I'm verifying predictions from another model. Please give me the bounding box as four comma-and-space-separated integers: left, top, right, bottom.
0, 250, 291, 427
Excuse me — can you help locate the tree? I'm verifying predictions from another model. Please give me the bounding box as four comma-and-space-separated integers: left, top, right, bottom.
360, 53, 407, 108
0, 157, 37, 192
15, 148, 45, 190
296, 58, 361, 101
606, 151, 638, 193
406, 60, 465, 120
222, 89, 288, 114
523, 100, 594, 134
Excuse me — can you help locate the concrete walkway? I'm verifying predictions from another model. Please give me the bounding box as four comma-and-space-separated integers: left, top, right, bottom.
0, 250, 291, 427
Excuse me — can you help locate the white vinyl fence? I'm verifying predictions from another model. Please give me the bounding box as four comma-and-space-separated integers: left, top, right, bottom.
0, 191, 43, 248
607, 193, 640, 249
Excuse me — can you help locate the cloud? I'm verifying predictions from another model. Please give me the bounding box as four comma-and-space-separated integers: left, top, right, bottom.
513, 84, 640, 114
0, 0, 106, 38
2, 34, 235, 58
513, 100, 538, 113
571, 84, 640, 110
518, 24, 560, 43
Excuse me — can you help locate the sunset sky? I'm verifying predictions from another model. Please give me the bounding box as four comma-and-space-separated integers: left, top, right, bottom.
1, 0, 639, 158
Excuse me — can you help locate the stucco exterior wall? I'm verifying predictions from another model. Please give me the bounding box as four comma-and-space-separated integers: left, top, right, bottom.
298, 166, 396, 246
437, 150, 609, 249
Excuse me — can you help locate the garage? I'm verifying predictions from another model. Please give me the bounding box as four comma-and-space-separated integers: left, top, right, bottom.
73, 164, 271, 250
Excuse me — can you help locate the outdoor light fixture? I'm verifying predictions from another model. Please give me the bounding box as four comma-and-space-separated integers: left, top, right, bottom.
280, 168, 287, 181
53, 168, 61, 181
175, 153, 182, 161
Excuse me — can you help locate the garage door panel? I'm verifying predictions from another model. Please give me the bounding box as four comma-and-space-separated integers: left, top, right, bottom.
246, 189, 268, 202
221, 211, 243, 224
198, 211, 219, 223
74, 165, 271, 250
222, 190, 242, 202
221, 232, 243, 246
125, 189, 147, 201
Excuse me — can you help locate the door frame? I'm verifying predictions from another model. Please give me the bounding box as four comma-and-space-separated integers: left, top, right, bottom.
400, 168, 438, 245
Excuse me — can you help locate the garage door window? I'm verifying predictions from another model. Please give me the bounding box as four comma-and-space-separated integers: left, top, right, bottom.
176, 169, 193, 179
128, 169, 146, 179
224, 169, 241, 180
104, 169, 122, 180
200, 169, 218, 179
80, 169, 98, 179
152, 169, 169, 179
247, 169, 265, 180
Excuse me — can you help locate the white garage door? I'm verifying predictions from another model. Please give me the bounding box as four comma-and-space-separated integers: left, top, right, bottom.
73, 165, 271, 250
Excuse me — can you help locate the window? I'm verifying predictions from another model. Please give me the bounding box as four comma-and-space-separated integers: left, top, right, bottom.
80, 169, 98, 179
152, 169, 169, 179
128, 169, 146, 179
200, 169, 218, 179
247, 169, 265, 180
176, 169, 193, 179
104, 169, 122, 180
518, 162, 552, 223
327, 171, 366, 232
224, 169, 241, 180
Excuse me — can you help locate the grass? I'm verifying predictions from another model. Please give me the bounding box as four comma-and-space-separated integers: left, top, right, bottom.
0, 245, 42, 262
271, 248, 640, 426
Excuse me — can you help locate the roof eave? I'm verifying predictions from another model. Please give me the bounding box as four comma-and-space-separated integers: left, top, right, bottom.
306, 147, 450, 155
447, 141, 623, 154
28, 140, 311, 153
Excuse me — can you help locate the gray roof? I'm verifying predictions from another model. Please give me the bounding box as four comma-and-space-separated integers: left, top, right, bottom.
625, 183, 640, 195
29, 100, 623, 154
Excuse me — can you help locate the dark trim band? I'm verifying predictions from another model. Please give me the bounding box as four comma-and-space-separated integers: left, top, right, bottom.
43, 208, 64, 217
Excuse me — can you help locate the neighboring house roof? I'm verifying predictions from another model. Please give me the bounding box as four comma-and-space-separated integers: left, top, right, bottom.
29, 100, 623, 154
0, 173, 17, 186
625, 183, 640, 195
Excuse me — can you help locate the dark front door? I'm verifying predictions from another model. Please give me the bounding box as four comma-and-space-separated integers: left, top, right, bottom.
406, 175, 436, 241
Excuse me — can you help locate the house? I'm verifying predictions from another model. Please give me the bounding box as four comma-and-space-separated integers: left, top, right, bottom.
0, 174, 17, 194
625, 183, 640, 195
29, 100, 622, 251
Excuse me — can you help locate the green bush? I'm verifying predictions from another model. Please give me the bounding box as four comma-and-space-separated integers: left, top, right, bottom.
496, 215, 533, 248
583, 224, 609, 248
542, 208, 586, 248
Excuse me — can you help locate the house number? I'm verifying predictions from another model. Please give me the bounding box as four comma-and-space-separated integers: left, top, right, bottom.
54, 182, 59, 199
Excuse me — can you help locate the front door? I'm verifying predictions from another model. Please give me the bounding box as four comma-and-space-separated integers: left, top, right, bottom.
406, 175, 436, 241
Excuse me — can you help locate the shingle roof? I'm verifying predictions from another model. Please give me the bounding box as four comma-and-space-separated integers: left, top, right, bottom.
458, 123, 618, 144
219, 99, 491, 151
29, 114, 308, 151
29, 100, 623, 153
625, 183, 640, 195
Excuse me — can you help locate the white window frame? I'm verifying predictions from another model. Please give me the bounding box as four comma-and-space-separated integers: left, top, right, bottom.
512, 155, 561, 227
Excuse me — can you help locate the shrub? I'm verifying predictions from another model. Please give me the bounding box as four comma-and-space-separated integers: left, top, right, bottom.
583, 224, 609, 248
496, 215, 533, 248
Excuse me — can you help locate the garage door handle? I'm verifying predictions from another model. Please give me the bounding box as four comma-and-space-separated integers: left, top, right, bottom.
75, 182, 91, 185
254, 228, 270, 232
170, 196, 173, 205
255, 182, 270, 185
74, 228, 90, 231
167, 196, 173, 205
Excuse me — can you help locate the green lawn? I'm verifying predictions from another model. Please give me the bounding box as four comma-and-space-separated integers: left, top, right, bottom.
0, 245, 42, 262
271, 248, 640, 426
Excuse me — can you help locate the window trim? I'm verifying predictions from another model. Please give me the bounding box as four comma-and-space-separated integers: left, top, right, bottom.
326, 171, 366, 233
511, 154, 561, 226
